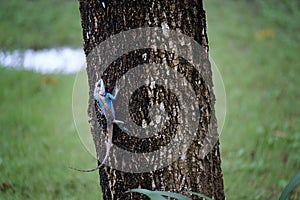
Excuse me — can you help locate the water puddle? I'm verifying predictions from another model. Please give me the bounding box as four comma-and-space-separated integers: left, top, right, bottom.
0, 47, 85, 74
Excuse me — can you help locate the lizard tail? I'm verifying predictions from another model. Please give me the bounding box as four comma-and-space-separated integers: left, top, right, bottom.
69, 126, 113, 173
68, 163, 104, 172
68, 152, 109, 173
68, 165, 100, 172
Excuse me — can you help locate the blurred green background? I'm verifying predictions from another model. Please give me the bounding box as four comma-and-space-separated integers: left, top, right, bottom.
0, 0, 299, 199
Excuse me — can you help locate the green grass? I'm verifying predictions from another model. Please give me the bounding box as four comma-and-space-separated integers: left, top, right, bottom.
205, 0, 300, 199
0, 0, 300, 199
0, 0, 82, 50
0, 68, 100, 199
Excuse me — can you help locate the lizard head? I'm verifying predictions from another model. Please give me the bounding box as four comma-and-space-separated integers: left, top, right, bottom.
95, 78, 106, 96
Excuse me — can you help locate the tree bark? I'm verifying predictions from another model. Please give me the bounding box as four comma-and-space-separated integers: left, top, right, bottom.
78, 0, 225, 199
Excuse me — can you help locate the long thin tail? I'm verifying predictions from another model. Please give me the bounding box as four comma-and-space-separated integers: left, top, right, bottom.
68, 164, 102, 172
69, 126, 113, 173
68, 149, 109, 172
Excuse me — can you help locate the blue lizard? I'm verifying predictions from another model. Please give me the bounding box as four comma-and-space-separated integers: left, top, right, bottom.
70, 78, 125, 172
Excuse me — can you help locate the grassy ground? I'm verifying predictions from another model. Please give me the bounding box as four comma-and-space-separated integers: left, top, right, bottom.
0, 0, 82, 50
205, 0, 300, 199
0, 0, 299, 199
0, 68, 100, 199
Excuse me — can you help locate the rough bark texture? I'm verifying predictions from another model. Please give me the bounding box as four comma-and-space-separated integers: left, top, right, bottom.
78, 0, 225, 199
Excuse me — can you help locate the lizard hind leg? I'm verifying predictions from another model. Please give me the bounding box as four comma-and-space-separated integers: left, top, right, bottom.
113, 120, 128, 132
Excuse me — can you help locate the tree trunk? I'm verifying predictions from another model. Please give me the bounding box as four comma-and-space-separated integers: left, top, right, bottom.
78, 0, 225, 199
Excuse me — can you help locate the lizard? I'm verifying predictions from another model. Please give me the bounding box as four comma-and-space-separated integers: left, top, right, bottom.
70, 78, 125, 172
